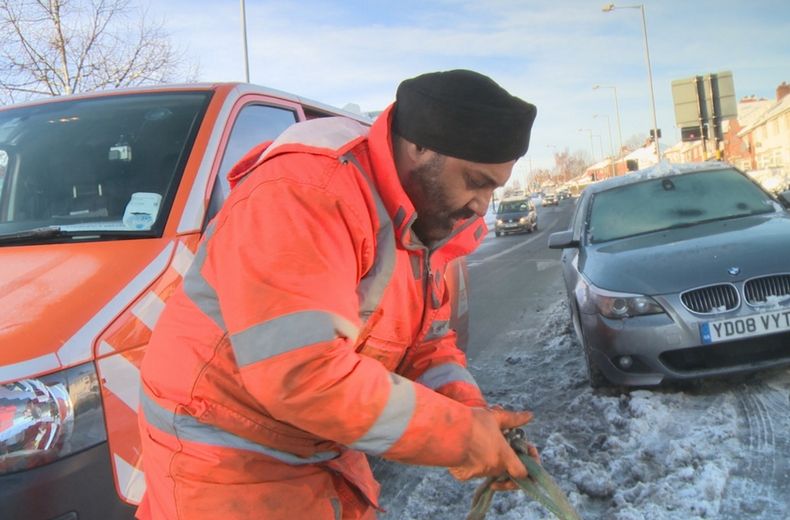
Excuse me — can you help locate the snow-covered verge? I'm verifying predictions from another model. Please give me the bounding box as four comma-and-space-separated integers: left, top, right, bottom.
376, 300, 790, 520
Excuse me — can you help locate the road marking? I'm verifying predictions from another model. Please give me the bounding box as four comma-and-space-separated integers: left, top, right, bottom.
537, 260, 559, 271
469, 216, 564, 269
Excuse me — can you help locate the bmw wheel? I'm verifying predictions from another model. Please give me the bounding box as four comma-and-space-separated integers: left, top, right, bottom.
572, 303, 609, 389
582, 340, 609, 389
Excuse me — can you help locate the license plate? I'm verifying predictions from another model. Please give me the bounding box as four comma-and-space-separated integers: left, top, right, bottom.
504, 223, 519, 228
700, 309, 790, 344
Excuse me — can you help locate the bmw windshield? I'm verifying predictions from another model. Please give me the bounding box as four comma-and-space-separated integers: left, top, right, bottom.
586, 168, 780, 243
0, 92, 210, 244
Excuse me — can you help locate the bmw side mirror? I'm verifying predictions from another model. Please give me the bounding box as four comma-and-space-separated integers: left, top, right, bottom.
548, 230, 578, 249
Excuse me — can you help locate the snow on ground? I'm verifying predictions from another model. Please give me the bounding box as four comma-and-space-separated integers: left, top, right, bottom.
378, 299, 790, 519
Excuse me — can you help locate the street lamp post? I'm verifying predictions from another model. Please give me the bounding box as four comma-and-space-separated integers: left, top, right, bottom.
240, 0, 250, 82
593, 84, 623, 154
578, 128, 596, 163
595, 134, 605, 166
594, 113, 617, 177
602, 3, 660, 160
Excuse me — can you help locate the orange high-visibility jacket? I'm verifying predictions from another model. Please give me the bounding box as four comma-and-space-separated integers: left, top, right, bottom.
137, 104, 488, 519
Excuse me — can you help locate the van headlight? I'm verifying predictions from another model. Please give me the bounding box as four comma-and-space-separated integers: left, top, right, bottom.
1, 362, 106, 474
519, 217, 528, 224
575, 278, 664, 318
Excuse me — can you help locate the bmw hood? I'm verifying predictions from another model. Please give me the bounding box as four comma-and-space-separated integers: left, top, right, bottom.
579, 213, 790, 295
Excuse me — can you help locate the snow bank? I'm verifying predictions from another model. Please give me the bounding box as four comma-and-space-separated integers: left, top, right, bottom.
379, 299, 790, 519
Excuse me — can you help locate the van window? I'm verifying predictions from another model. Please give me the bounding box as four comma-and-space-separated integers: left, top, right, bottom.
206, 104, 299, 223
0, 150, 7, 199
217, 105, 298, 182
0, 92, 210, 238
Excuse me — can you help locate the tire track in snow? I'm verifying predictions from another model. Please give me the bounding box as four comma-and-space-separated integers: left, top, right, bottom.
723, 374, 790, 519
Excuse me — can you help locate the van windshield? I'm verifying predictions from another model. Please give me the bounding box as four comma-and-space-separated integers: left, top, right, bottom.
0, 92, 210, 241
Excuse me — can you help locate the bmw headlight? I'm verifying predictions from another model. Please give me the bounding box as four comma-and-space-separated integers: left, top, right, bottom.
576, 279, 664, 319
495, 219, 503, 227
0, 362, 106, 475
519, 217, 528, 224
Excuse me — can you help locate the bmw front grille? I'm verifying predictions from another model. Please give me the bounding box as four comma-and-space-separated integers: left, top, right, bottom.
681, 284, 739, 314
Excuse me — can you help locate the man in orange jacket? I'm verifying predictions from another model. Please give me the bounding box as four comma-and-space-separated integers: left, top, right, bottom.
138, 69, 538, 519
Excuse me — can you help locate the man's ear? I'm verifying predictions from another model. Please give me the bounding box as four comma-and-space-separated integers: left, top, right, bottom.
410, 143, 441, 170
394, 135, 427, 168
405, 139, 428, 162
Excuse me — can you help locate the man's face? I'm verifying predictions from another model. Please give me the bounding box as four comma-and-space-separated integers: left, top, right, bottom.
402, 151, 515, 244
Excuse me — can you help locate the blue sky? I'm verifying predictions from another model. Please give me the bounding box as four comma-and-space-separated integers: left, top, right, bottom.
150, 0, 789, 184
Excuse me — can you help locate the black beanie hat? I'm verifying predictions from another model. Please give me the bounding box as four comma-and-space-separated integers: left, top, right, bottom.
392, 69, 537, 163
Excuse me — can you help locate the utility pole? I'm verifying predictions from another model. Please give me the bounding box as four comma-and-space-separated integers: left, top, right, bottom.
240, 0, 250, 82
594, 114, 616, 177
602, 4, 660, 160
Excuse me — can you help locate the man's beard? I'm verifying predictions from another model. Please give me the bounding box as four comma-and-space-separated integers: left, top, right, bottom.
408, 156, 475, 244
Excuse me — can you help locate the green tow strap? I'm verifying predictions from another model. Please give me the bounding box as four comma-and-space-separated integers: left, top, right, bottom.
466, 429, 581, 520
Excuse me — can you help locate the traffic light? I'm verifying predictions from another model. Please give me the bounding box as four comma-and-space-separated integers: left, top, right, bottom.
681, 126, 708, 142
649, 128, 662, 140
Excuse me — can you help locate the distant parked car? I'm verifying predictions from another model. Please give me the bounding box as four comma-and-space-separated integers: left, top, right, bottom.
495, 197, 537, 236
549, 162, 790, 388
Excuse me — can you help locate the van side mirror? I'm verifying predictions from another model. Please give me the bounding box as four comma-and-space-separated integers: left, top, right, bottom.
548, 230, 578, 249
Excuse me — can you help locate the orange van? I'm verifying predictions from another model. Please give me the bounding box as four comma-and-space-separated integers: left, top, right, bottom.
0, 83, 471, 519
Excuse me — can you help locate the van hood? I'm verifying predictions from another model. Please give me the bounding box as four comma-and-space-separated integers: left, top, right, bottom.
0, 239, 173, 382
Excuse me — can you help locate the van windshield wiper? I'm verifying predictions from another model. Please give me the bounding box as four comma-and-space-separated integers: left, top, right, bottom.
0, 225, 147, 244
0, 226, 69, 243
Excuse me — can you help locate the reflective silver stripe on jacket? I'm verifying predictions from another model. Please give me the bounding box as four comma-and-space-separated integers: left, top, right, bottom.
182, 221, 227, 331
417, 363, 479, 391
340, 152, 396, 321
141, 390, 339, 465
259, 117, 369, 163
349, 373, 416, 455
424, 320, 450, 341
231, 311, 359, 367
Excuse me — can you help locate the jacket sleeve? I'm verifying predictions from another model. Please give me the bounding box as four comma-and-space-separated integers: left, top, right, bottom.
200, 154, 476, 467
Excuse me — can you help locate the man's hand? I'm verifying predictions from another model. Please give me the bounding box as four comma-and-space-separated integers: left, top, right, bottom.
448, 406, 534, 486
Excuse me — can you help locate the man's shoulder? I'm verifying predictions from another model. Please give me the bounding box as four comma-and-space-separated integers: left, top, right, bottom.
237, 141, 372, 208
262, 117, 370, 162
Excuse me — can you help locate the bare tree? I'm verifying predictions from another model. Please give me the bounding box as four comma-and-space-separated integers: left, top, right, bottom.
624, 133, 648, 152
0, 0, 187, 103
553, 149, 588, 182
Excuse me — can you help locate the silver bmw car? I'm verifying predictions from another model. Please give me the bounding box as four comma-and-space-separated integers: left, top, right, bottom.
549, 161, 790, 387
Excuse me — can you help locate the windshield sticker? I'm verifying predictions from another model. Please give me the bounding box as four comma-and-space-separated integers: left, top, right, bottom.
123, 192, 162, 230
